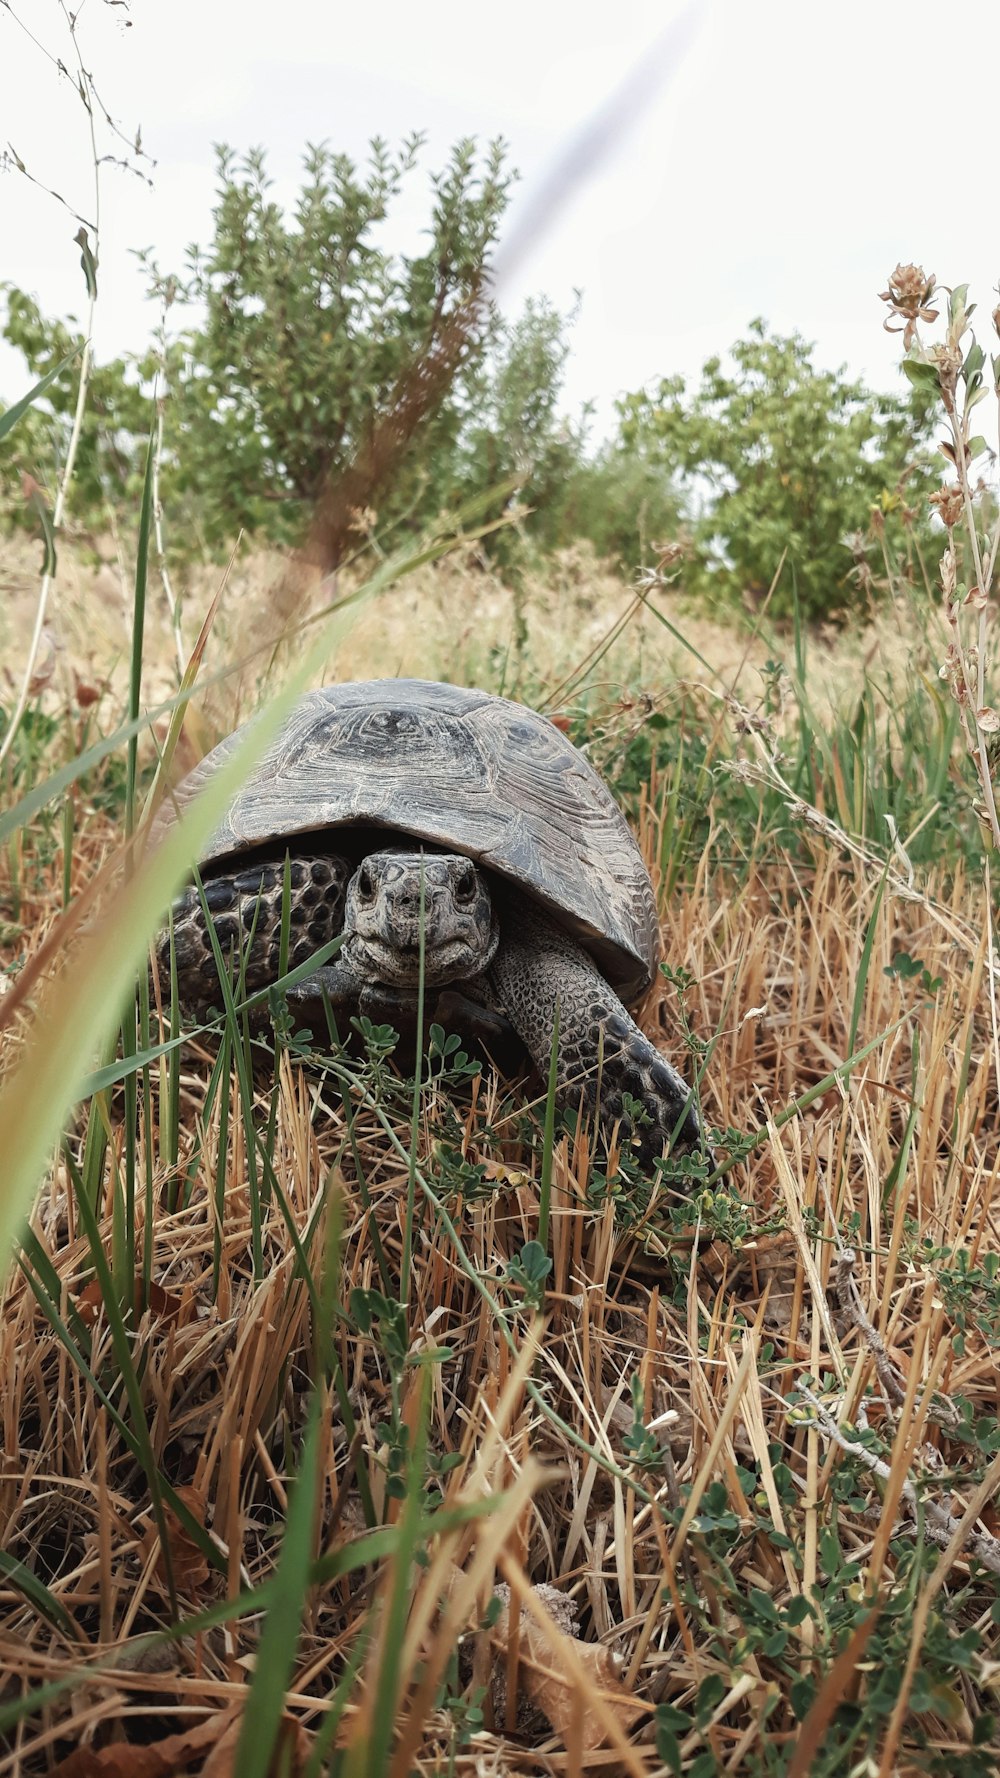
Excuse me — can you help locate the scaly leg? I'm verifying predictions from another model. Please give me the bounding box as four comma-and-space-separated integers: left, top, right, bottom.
156, 853, 354, 1016
488, 900, 700, 1163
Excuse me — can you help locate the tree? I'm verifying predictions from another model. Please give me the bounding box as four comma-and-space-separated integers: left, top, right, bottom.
1, 135, 516, 563
437, 295, 586, 561
615, 320, 937, 619
434, 295, 683, 575
146, 135, 514, 563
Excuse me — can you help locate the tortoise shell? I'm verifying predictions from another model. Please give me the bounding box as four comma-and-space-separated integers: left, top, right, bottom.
169, 679, 661, 999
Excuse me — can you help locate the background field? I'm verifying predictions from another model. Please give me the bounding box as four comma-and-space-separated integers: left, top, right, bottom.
3, 6, 1000, 1770
4, 517, 1000, 1776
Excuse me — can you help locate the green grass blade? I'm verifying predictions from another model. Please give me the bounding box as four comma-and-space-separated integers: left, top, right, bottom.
15, 1240, 222, 1574
401, 862, 427, 1307
0, 719, 287, 1264
538, 1003, 559, 1252
76, 936, 345, 1097
125, 426, 154, 842
704, 1011, 912, 1188
0, 547, 364, 1264
0, 347, 82, 442
0, 494, 520, 848
234, 1404, 322, 1778
348, 1371, 432, 1778
0, 1676, 85, 1738
68, 1165, 179, 1607
17, 1222, 92, 1353
0, 1551, 77, 1637
26, 481, 57, 576
212, 1027, 233, 1294
0, 1489, 512, 1744
0, 680, 216, 848
191, 872, 265, 1274
302, 1628, 372, 1778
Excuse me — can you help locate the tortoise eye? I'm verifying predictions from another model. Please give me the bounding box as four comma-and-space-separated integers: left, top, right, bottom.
455, 865, 476, 903
357, 863, 374, 900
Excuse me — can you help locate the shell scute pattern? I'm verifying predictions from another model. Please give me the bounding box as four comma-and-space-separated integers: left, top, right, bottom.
167, 680, 660, 997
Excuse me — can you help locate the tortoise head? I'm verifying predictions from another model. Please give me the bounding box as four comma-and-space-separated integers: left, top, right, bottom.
343, 850, 499, 987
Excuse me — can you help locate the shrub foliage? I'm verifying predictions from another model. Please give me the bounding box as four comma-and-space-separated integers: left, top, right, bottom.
1, 141, 937, 619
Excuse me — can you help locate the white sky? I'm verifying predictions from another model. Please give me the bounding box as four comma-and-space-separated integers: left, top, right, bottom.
2, 0, 999, 436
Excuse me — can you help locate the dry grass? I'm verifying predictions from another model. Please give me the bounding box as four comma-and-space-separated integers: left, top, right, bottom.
2, 598, 1000, 1774
1, 743, 996, 1770
0, 532, 949, 741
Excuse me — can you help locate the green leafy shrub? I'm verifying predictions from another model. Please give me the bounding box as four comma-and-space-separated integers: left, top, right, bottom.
1, 136, 519, 560
615, 318, 938, 619
146, 136, 514, 558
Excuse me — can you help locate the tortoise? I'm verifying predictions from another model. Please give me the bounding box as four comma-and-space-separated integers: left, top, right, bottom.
158, 678, 700, 1161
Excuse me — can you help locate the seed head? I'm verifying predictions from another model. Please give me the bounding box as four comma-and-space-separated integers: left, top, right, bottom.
879, 263, 938, 349
938, 641, 960, 682
930, 341, 962, 404
930, 484, 964, 529
938, 641, 975, 706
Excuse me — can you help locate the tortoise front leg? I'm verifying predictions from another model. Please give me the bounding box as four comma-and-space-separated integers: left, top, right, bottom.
157, 853, 353, 1018
488, 901, 700, 1165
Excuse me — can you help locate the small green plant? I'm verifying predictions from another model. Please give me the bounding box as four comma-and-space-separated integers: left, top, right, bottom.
621, 1374, 662, 1471
881, 266, 1000, 854
884, 948, 944, 994
426, 1020, 481, 1084
502, 1238, 553, 1311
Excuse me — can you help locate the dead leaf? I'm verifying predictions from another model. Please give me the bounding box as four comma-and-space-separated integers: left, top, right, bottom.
46, 1705, 239, 1776
480, 1160, 532, 1188
142, 1279, 185, 1325
76, 1280, 106, 1327
202, 1711, 309, 1777
522, 1625, 643, 1748
489, 1582, 645, 1750
75, 1278, 185, 1329
74, 675, 107, 709
27, 626, 59, 695
151, 1484, 211, 1594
